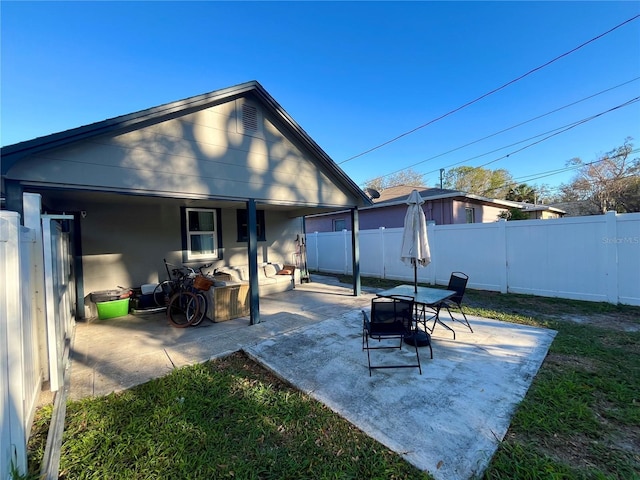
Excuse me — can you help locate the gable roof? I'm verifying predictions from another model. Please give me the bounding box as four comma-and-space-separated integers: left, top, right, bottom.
374, 185, 463, 204
1, 80, 372, 207
372, 184, 523, 209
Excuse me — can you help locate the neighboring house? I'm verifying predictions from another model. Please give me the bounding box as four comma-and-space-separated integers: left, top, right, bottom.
519, 204, 566, 219
548, 200, 598, 217
1, 81, 372, 321
305, 185, 563, 232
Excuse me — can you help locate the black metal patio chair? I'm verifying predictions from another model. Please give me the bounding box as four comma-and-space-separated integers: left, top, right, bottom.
362, 295, 422, 376
437, 272, 472, 333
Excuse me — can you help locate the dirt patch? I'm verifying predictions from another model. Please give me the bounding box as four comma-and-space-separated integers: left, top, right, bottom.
557, 313, 640, 332
544, 351, 600, 373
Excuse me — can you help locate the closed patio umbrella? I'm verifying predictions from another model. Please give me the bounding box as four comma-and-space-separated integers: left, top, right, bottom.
400, 189, 431, 293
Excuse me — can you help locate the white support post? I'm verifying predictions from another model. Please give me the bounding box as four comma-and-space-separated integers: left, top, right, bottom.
343, 229, 349, 275
22, 193, 49, 381
379, 227, 386, 279
428, 224, 437, 285
604, 211, 619, 304
498, 219, 508, 294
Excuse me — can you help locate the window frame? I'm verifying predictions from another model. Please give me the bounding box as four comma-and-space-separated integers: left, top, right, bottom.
181, 207, 222, 262
465, 207, 476, 224
333, 218, 347, 232
236, 209, 266, 242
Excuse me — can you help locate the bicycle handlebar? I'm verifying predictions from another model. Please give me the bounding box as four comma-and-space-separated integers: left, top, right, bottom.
163, 258, 213, 279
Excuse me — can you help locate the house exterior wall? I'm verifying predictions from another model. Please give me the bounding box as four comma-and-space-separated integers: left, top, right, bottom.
65, 197, 301, 317
6, 98, 355, 209
452, 200, 505, 224
221, 209, 303, 268
527, 210, 562, 220
306, 198, 511, 232
423, 199, 453, 224
305, 213, 351, 232
361, 205, 405, 229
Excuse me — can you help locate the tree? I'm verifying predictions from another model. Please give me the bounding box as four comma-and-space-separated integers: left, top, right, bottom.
559, 139, 640, 214
497, 208, 531, 221
442, 166, 513, 198
505, 183, 537, 203
364, 168, 426, 192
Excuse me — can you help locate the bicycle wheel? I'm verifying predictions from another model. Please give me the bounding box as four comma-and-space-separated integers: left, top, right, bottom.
167, 291, 199, 328
190, 291, 208, 326
153, 281, 174, 307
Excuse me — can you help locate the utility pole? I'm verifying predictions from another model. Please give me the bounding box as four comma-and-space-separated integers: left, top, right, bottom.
439, 169, 445, 189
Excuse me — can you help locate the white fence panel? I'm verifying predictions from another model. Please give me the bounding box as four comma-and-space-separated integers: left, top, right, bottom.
373, 228, 414, 281
506, 217, 607, 302
1, 213, 18, 480
19, 225, 40, 451
431, 222, 507, 292
358, 228, 385, 279
613, 213, 640, 305
1, 211, 39, 478
309, 231, 351, 274
308, 212, 640, 306
42, 217, 74, 392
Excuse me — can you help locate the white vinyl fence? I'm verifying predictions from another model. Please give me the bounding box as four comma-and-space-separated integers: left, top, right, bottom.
1, 211, 40, 479
307, 211, 640, 306
1, 193, 75, 479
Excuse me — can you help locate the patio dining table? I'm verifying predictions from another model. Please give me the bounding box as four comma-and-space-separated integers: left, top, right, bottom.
376, 285, 457, 345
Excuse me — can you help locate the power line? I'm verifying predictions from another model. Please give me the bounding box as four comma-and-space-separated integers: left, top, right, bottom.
479, 148, 640, 197
470, 97, 640, 171
375, 77, 640, 180
508, 147, 640, 186
371, 95, 638, 186
339, 14, 640, 165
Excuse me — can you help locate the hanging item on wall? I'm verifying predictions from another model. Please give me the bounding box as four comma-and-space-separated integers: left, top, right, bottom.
295, 234, 310, 283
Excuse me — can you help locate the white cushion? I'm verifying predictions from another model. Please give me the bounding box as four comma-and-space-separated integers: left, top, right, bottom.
263, 264, 278, 277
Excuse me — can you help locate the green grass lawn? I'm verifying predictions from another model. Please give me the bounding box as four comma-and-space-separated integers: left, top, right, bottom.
26, 276, 640, 479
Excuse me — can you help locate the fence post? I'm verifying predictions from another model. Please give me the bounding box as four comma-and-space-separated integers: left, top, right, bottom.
428, 224, 437, 285
498, 219, 508, 293
342, 229, 349, 275
379, 227, 386, 279
23, 193, 48, 378
1, 212, 28, 477
309, 232, 317, 271
604, 211, 619, 304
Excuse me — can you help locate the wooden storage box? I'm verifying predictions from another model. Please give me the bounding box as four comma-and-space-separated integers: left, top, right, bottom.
206, 283, 250, 322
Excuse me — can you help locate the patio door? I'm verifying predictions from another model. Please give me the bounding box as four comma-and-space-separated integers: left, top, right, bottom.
41, 214, 75, 392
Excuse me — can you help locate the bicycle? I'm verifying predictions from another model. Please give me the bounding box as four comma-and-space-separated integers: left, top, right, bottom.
153, 259, 213, 327
167, 284, 200, 328
152, 260, 184, 307
183, 264, 214, 326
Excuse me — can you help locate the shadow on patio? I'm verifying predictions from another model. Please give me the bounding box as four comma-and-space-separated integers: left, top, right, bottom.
68, 275, 375, 401
67, 274, 556, 480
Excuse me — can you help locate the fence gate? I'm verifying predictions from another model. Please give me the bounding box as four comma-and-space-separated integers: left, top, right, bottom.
41, 215, 75, 392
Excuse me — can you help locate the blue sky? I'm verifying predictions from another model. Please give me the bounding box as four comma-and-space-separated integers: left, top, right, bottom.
2, 1, 639, 195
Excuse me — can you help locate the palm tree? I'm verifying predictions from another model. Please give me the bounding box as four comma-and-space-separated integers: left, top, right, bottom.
506, 183, 537, 203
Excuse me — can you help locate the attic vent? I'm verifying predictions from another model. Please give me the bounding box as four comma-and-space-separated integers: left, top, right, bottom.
242, 104, 258, 132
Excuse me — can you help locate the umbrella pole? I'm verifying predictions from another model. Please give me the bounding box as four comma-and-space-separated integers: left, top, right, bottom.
414, 259, 418, 293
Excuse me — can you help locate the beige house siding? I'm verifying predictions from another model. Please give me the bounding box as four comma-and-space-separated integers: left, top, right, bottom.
2, 81, 371, 319
7, 98, 353, 208
527, 210, 562, 220
451, 200, 504, 223
69, 196, 302, 317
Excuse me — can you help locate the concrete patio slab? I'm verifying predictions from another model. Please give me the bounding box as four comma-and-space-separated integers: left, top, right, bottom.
245, 309, 557, 480
64, 275, 557, 479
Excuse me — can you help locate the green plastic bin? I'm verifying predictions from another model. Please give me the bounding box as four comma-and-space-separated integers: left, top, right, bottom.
96, 298, 130, 320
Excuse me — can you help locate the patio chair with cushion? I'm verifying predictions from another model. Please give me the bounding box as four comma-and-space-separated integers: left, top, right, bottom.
438, 271, 472, 333
362, 295, 422, 376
